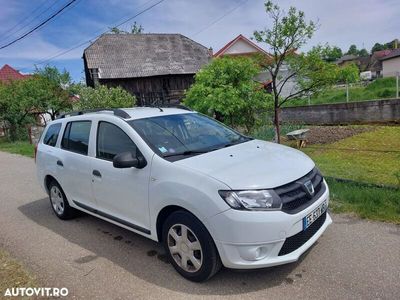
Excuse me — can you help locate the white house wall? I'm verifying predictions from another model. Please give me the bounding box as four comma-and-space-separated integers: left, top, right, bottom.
224, 39, 259, 54
382, 57, 400, 77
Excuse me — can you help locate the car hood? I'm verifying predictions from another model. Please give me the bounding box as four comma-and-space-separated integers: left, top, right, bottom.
174, 139, 315, 190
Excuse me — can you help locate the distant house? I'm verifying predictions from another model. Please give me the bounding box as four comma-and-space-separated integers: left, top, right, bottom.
380, 49, 400, 77
0, 64, 30, 84
336, 50, 398, 79
214, 34, 297, 98
83, 34, 211, 106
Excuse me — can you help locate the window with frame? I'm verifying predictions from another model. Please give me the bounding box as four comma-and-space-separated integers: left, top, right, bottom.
43, 123, 62, 147
97, 121, 138, 161
61, 121, 91, 155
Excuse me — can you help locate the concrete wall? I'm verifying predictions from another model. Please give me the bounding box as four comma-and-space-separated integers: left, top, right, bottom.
281, 98, 400, 125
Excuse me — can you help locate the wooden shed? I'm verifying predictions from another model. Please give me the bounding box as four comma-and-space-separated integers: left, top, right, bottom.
83, 33, 211, 106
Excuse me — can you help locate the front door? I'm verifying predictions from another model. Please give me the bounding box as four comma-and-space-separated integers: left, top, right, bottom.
90, 121, 151, 233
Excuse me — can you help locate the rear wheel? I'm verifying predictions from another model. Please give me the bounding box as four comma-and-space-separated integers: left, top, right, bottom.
162, 210, 221, 282
48, 181, 77, 220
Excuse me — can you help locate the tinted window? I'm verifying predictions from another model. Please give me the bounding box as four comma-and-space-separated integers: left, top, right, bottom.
97, 122, 137, 161
61, 121, 91, 155
43, 123, 61, 147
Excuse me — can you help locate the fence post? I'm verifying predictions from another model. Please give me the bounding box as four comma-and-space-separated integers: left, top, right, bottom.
346, 82, 349, 102
396, 72, 399, 98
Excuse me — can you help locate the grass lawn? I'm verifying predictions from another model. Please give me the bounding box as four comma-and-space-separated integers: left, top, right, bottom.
0, 249, 37, 296
0, 139, 34, 158
286, 77, 398, 107
302, 126, 400, 187
327, 178, 400, 224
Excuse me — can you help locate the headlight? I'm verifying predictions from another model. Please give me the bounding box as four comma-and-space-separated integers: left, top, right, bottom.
218, 189, 282, 211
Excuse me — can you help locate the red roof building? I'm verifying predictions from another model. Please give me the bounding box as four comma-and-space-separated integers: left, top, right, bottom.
214, 34, 270, 58
0, 64, 30, 84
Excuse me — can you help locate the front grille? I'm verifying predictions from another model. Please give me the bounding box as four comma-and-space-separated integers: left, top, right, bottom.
278, 212, 327, 256
274, 168, 325, 214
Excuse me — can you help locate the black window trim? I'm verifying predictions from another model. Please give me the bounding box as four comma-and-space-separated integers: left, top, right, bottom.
96, 120, 141, 162
61, 120, 92, 156
42, 122, 62, 147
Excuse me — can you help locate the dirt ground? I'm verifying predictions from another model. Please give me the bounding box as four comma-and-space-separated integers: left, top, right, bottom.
305, 126, 375, 145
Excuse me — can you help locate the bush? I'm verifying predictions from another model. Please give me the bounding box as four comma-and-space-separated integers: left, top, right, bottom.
74, 85, 136, 110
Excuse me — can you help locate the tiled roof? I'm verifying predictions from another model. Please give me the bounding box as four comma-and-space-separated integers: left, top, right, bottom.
0, 64, 29, 83
379, 48, 400, 61
83, 33, 211, 79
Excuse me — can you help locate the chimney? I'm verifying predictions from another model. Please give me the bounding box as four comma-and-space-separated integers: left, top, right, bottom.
208, 47, 213, 58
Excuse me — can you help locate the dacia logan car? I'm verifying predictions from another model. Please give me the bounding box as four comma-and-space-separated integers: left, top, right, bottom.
35, 107, 332, 282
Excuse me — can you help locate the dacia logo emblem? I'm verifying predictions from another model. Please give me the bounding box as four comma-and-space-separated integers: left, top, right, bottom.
304, 180, 315, 197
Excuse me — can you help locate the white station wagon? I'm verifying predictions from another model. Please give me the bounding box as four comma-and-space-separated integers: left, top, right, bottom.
35, 106, 332, 281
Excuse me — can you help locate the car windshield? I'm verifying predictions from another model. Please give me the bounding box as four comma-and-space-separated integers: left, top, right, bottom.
129, 113, 252, 160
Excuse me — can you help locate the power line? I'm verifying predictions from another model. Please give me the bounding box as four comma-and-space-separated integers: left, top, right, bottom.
0, 0, 78, 50
193, 0, 249, 37
0, 0, 50, 40
20, 0, 166, 69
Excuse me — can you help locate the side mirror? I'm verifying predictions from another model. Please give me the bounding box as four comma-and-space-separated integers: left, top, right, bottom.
113, 151, 147, 169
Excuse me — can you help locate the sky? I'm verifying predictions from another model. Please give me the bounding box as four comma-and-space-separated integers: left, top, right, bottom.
0, 0, 399, 82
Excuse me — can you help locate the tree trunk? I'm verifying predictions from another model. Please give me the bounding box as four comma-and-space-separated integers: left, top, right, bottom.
9, 125, 18, 142
274, 105, 281, 143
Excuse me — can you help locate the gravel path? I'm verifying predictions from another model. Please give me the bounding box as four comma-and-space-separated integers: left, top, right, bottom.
0, 151, 399, 299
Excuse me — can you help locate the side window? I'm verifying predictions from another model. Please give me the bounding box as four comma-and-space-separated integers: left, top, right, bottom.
97, 121, 138, 161
61, 121, 91, 155
43, 123, 62, 147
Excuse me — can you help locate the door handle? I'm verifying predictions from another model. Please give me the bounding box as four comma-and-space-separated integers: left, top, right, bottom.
57, 160, 63, 167
92, 170, 102, 178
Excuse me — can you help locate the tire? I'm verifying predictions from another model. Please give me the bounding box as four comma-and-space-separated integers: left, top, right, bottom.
48, 180, 77, 220
162, 210, 222, 282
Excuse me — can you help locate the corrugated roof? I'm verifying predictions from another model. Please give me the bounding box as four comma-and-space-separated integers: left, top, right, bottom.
83, 33, 211, 79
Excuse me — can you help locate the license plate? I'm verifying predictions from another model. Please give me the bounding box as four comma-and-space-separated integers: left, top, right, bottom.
303, 200, 328, 231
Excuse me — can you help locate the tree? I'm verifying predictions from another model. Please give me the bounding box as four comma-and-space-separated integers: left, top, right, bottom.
33, 66, 73, 121
130, 22, 144, 34
346, 44, 359, 56
109, 22, 144, 34
253, 1, 339, 143
358, 48, 369, 57
337, 63, 359, 102
184, 56, 271, 133
74, 85, 136, 110
371, 42, 385, 53
321, 45, 343, 62
0, 78, 40, 141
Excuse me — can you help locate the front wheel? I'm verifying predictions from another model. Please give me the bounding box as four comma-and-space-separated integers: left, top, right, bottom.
162, 211, 221, 282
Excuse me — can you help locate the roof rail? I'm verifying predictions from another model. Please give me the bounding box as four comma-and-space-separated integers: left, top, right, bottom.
56, 108, 130, 119
146, 104, 193, 111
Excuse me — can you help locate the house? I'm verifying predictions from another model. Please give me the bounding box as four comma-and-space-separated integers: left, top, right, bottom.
0, 64, 30, 84
83, 33, 211, 106
380, 49, 400, 77
213, 34, 270, 58
214, 34, 298, 98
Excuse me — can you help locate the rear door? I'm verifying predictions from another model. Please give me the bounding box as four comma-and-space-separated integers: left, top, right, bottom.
90, 120, 151, 233
59, 120, 95, 207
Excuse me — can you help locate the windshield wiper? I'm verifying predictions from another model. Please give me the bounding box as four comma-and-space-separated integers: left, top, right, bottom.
163, 149, 210, 158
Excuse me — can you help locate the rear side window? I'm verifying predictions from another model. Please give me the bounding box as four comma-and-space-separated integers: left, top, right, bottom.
43, 123, 61, 147
61, 121, 91, 155
97, 121, 138, 161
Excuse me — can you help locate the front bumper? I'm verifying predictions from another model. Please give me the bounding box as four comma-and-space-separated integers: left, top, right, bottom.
206, 180, 332, 269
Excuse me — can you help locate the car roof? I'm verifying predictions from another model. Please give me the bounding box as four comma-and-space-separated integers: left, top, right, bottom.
56, 107, 195, 122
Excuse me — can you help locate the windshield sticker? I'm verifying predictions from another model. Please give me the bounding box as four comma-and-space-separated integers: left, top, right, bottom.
158, 146, 168, 153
